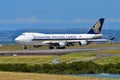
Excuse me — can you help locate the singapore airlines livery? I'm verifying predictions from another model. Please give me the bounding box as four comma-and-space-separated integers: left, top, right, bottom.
15, 18, 105, 49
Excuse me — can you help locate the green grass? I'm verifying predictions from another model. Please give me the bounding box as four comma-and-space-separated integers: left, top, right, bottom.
0, 44, 119, 80
94, 56, 120, 65
0, 43, 120, 65
0, 56, 53, 64
0, 50, 120, 65
0, 52, 96, 65
1, 51, 119, 65
59, 52, 96, 63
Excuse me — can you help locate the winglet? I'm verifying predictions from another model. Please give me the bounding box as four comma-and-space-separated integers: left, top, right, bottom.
87, 18, 105, 34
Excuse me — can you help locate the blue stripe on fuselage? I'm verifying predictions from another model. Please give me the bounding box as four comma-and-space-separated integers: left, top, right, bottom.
32, 38, 97, 41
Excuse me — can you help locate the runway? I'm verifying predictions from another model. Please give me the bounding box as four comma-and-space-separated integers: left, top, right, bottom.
0, 48, 99, 55
0, 46, 120, 55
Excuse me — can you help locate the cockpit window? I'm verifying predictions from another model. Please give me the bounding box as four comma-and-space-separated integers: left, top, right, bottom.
21, 33, 25, 36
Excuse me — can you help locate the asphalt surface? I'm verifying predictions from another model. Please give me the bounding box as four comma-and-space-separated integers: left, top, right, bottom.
0, 48, 98, 55
0, 46, 120, 55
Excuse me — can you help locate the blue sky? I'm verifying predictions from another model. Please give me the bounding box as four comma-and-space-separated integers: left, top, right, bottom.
0, 0, 120, 31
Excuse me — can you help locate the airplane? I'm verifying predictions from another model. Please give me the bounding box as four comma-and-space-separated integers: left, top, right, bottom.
15, 18, 105, 49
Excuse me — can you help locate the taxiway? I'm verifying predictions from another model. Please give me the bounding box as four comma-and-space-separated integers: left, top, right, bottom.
0, 48, 98, 55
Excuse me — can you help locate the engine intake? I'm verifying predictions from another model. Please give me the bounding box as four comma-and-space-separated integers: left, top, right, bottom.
79, 40, 88, 46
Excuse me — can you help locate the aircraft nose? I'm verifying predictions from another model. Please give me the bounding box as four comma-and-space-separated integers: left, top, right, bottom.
15, 37, 19, 42
15, 37, 22, 43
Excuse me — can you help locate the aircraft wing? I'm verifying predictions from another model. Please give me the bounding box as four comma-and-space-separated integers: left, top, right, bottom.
88, 39, 108, 42
42, 38, 112, 47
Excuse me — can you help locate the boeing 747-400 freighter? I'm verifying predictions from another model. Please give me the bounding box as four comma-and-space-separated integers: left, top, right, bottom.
15, 18, 105, 49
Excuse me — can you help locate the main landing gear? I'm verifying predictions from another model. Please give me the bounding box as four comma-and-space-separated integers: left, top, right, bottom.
49, 46, 54, 49
22, 45, 27, 49
49, 45, 65, 49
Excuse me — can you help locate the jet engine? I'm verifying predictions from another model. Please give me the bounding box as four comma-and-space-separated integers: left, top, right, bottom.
57, 42, 66, 49
79, 40, 88, 46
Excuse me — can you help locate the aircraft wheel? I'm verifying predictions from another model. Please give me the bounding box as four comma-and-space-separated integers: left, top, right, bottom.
22, 45, 27, 49
49, 46, 54, 49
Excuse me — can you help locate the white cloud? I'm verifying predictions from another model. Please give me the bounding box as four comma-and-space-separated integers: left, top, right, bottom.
0, 19, 7, 24
106, 18, 120, 23
0, 17, 120, 24
9, 17, 39, 24
0, 17, 39, 24
0, 17, 96, 24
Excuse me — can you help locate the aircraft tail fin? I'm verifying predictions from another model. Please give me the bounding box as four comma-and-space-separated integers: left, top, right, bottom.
87, 18, 105, 34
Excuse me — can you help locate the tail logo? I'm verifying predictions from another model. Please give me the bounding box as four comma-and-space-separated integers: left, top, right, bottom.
92, 21, 101, 33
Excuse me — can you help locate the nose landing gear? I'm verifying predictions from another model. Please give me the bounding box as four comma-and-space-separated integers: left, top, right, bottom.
22, 45, 27, 49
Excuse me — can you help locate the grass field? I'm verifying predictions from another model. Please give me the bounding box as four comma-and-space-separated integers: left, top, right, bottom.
0, 72, 112, 80
0, 43, 120, 64
0, 44, 119, 80
0, 51, 120, 65
94, 56, 120, 64
0, 52, 96, 64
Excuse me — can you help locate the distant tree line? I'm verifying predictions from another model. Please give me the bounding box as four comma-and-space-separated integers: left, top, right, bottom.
0, 61, 120, 74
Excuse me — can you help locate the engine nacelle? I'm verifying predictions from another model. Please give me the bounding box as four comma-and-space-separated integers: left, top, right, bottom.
79, 40, 88, 46
58, 42, 66, 47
